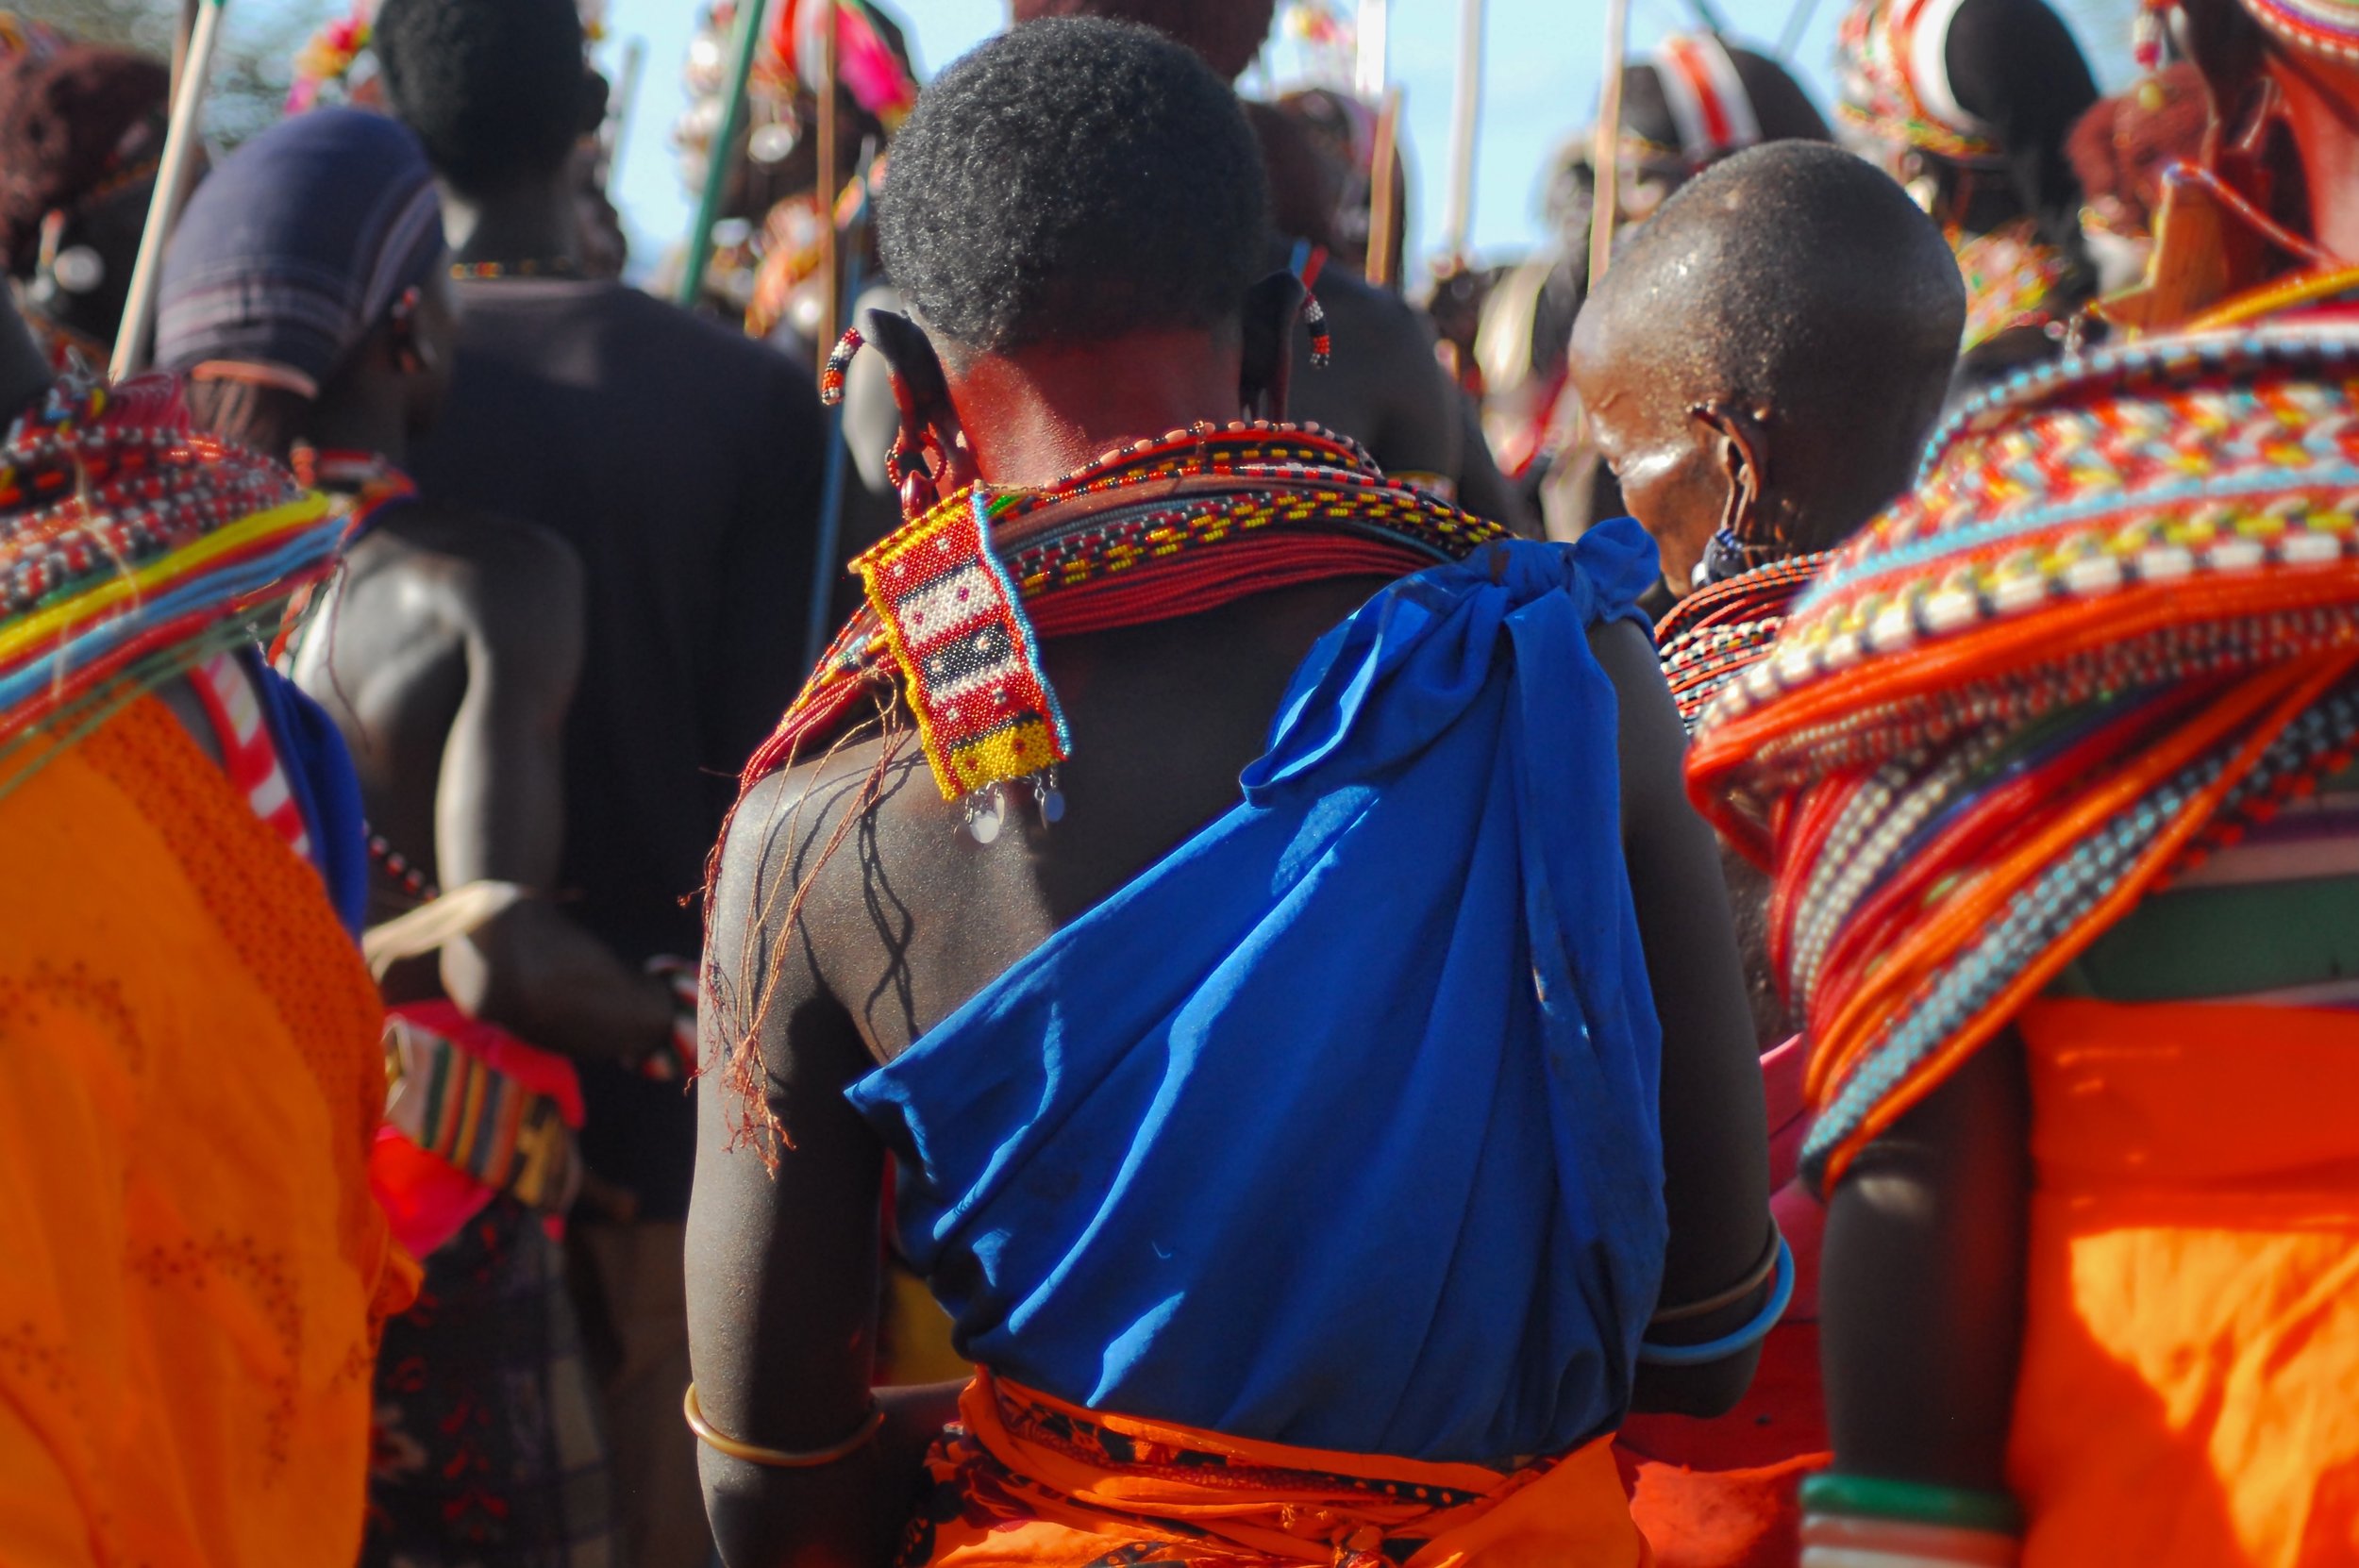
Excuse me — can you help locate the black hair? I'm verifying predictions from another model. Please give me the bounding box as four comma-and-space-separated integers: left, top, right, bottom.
1935, 0, 2099, 251
1010, 0, 1276, 81
375, 0, 587, 196
1619, 42, 1834, 155
1587, 141, 1966, 552
877, 19, 1269, 358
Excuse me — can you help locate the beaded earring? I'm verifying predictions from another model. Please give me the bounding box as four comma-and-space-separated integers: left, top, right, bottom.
819, 326, 863, 405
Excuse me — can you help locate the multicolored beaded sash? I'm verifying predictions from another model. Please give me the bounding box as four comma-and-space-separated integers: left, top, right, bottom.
0, 370, 337, 782
1687, 324, 2359, 1186
745, 423, 1511, 807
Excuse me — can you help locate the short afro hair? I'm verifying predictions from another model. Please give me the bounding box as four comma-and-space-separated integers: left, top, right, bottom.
878, 19, 1269, 359
1009, 0, 1276, 81
375, 0, 589, 197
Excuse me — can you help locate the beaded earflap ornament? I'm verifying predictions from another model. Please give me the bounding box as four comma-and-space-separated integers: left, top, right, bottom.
853, 485, 1070, 839
816, 303, 1350, 840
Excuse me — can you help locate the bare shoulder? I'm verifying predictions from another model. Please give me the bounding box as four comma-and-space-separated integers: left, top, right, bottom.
359, 501, 585, 647
708, 721, 937, 1037
1584, 614, 1690, 840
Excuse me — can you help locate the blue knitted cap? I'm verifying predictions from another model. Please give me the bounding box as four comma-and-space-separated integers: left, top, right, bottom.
157, 108, 444, 393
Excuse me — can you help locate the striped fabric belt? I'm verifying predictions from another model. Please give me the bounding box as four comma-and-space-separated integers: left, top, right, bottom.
382, 1010, 577, 1212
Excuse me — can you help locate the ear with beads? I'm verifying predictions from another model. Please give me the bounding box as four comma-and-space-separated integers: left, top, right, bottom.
821, 309, 972, 520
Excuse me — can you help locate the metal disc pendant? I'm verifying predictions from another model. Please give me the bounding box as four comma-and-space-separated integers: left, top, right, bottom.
966, 786, 1006, 844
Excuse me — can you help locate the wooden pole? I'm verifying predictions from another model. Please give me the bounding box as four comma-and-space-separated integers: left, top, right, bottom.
676, 0, 767, 309
814, 0, 840, 372
1776, 0, 1825, 61
171, 0, 203, 107
605, 37, 647, 195
1444, 0, 1485, 264
113, 0, 226, 381
1365, 87, 1403, 289
1587, 0, 1631, 292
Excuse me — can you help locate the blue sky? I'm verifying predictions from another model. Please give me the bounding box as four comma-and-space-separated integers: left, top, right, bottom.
246, 0, 2137, 283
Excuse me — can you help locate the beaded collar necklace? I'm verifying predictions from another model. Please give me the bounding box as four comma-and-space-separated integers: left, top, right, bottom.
1656, 553, 1831, 732
0, 370, 337, 785
744, 421, 1510, 833
448, 257, 582, 282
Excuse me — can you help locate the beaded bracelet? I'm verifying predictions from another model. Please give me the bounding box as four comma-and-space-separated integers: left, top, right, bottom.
1635, 1228, 1793, 1366
1799, 1474, 2023, 1534
682, 1383, 887, 1469
1799, 1509, 2022, 1566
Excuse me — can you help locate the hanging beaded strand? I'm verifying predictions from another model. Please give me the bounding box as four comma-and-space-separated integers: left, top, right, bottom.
820, 326, 863, 406
1301, 290, 1332, 368
366, 827, 439, 902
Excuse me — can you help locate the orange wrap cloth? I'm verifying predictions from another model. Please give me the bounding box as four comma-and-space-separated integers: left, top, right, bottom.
0, 699, 411, 1568
896, 1373, 1652, 1567
2004, 996, 2359, 1567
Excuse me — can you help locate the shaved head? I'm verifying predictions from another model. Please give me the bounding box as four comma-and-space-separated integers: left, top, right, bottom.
1571, 141, 1964, 586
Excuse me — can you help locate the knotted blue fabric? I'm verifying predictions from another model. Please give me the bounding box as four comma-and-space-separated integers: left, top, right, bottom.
846, 521, 1668, 1466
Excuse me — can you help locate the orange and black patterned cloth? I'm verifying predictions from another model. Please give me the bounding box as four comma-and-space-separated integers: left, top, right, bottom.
895, 1374, 1648, 1568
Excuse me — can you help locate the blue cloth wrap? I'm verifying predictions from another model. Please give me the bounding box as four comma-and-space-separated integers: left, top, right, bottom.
244, 649, 371, 937
155, 108, 443, 390
846, 523, 1670, 1466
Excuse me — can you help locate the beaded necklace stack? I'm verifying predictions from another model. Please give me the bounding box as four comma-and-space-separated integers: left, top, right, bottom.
0, 369, 339, 789
1656, 552, 1830, 731
1686, 315, 2359, 1188
740, 422, 1511, 820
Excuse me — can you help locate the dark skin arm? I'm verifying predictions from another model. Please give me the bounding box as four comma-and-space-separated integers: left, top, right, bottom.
1821, 1030, 2031, 1487
689, 765, 954, 1568
427, 528, 679, 1058
1591, 618, 1776, 1415
301, 514, 675, 1059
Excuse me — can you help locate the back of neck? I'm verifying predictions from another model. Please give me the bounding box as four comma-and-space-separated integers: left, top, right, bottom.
945, 328, 1245, 490
441, 175, 584, 273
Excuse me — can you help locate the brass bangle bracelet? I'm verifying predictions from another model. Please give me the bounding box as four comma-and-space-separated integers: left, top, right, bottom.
682, 1383, 887, 1468
1648, 1220, 1782, 1325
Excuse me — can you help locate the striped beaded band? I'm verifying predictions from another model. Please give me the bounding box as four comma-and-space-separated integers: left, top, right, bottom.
2236, 0, 2359, 58
1835, 0, 2006, 165
1702, 327, 2359, 768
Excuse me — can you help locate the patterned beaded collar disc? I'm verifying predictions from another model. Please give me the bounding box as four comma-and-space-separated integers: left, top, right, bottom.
1687, 321, 2359, 1186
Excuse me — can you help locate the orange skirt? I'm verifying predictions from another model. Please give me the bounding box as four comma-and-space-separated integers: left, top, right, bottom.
2009, 997, 2359, 1567
899, 1372, 1652, 1567
0, 700, 406, 1567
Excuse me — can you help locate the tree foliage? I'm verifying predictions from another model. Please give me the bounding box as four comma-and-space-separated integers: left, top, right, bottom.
30, 0, 325, 147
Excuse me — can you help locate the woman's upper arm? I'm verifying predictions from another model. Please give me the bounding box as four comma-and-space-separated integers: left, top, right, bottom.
688, 770, 888, 1448
1591, 615, 1774, 1409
